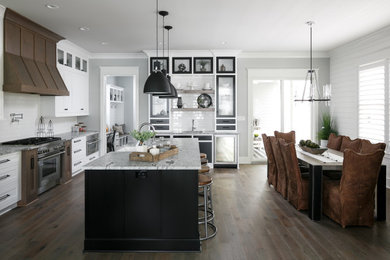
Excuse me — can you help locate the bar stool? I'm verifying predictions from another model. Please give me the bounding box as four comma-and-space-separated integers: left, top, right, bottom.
201, 158, 208, 165
198, 174, 217, 240
200, 153, 207, 159
199, 165, 210, 174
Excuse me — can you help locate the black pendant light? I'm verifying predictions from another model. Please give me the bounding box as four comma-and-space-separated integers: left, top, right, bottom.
159, 25, 178, 98
143, 0, 171, 94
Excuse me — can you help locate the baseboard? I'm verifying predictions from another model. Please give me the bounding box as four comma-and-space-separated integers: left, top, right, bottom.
239, 156, 250, 164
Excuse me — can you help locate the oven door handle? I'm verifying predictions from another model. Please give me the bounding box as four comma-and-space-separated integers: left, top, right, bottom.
87, 140, 100, 145
39, 151, 65, 161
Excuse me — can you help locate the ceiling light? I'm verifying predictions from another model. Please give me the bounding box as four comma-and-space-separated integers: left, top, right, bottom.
143, 0, 171, 94
79, 27, 90, 31
101, 42, 109, 45
294, 21, 331, 102
45, 4, 59, 9
221, 41, 227, 45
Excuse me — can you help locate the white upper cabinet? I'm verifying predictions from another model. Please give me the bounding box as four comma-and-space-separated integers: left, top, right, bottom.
40, 40, 89, 117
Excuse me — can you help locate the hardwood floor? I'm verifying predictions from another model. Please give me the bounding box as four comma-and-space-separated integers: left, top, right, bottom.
1, 165, 390, 259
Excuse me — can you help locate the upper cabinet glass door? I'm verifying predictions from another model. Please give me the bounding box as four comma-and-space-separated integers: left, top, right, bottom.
150, 95, 169, 118
216, 75, 235, 117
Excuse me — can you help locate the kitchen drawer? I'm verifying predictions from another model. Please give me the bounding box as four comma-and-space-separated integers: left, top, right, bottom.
150, 119, 169, 124
72, 158, 84, 174
173, 135, 192, 138
72, 147, 86, 161
217, 119, 236, 124
154, 125, 170, 131
194, 135, 213, 141
0, 152, 20, 174
216, 125, 236, 131
156, 135, 171, 139
0, 168, 18, 190
72, 136, 86, 150
0, 188, 18, 212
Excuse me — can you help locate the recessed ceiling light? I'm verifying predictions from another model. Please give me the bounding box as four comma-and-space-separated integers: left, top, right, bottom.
221, 41, 227, 45
101, 42, 108, 45
45, 4, 59, 9
79, 27, 90, 31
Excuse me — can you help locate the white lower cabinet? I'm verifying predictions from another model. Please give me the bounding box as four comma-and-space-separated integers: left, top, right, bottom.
0, 152, 21, 215
72, 136, 86, 175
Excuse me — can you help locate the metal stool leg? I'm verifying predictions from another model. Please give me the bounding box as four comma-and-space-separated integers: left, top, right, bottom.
203, 184, 208, 239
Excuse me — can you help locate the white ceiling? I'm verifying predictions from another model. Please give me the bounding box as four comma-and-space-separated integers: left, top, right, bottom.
1, 0, 390, 53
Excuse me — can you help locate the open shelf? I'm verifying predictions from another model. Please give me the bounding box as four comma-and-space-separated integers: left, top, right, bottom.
176, 89, 215, 94
171, 108, 215, 112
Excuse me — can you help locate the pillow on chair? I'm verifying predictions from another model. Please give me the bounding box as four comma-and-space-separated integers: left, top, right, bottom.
340, 136, 361, 152
360, 139, 386, 154
113, 125, 124, 135
274, 130, 296, 144
327, 133, 343, 150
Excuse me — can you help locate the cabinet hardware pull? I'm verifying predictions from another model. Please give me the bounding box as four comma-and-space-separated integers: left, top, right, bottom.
74, 149, 82, 153
89, 156, 96, 161
0, 159, 10, 164
74, 161, 82, 166
74, 139, 81, 143
31, 157, 34, 169
64, 108, 68, 111
0, 174, 10, 181
81, 108, 84, 110
136, 171, 147, 179
0, 194, 10, 201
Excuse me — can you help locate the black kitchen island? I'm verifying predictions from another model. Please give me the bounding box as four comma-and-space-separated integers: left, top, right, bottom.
84, 139, 201, 252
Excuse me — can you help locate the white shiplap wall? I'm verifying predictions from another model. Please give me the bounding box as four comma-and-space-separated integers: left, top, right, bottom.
330, 25, 390, 187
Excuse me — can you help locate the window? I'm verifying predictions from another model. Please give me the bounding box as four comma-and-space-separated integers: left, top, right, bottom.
358, 61, 385, 143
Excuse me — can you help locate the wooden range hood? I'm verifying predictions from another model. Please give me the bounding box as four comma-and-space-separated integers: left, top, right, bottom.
3, 9, 69, 96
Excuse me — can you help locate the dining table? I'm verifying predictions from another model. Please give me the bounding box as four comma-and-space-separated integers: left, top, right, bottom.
296, 147, 387, 221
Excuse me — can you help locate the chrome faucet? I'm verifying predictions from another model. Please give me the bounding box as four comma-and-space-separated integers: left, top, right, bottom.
138, 122, 156, 144
192, 119, 196, 132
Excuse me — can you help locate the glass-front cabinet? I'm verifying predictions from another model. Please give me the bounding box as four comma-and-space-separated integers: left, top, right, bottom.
216, 75, 235, 118
149, 95, 170, 131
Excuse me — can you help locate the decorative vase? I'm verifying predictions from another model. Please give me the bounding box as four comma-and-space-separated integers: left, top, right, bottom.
220, 64, 226, 71
200, 64, 206, 72
177, 97, 183, 108
320, 139, 328, 148
136, 141, 148, 152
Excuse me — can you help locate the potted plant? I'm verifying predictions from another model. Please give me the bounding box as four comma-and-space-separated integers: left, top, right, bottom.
317, 113, 338, 147
131, 130, 155, 152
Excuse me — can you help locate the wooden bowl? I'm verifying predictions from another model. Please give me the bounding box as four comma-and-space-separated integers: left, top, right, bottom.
299, 145, 328, 155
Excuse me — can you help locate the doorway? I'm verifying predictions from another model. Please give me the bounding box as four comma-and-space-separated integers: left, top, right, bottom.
248, 69, 317, 163
100, 67, 139, 155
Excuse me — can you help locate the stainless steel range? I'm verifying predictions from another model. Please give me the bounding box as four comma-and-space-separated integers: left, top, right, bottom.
3, 137, 65, 194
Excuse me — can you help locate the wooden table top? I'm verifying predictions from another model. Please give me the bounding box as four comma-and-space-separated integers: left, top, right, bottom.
296, 147, 343, 169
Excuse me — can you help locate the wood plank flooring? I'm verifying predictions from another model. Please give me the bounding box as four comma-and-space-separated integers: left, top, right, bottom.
0, 165, 390, 259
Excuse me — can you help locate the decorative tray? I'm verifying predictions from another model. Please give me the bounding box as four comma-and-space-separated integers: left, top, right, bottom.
130, 145, 178, 162
299, 145, 328, 155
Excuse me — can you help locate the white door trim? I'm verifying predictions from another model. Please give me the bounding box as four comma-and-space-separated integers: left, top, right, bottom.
99, 66, 139, 155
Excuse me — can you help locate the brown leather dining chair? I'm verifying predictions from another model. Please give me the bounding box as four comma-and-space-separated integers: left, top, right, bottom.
327, 133, 343, 150
270, 137, 288, 199
323, 149, 385, 228
279, 138, 309, 210
274, 130, 296, 144
339, 136, 362, 152
262, 134, 277, 188
360, 139, 386, 153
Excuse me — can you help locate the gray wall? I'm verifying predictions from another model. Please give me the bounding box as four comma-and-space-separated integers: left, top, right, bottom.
116, 76, 134, 132
237, 57, 330, 158
78, 58, 148, 131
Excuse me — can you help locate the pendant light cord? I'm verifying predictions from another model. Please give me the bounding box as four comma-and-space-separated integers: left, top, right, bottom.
162, 16, 165, 58
156, 0, 159, 58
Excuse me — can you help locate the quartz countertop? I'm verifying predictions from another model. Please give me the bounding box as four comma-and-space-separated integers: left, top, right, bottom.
84, 138, 201, 170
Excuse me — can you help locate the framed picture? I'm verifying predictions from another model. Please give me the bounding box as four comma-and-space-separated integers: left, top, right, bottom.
194, 57, 213, 74
172, 57, 192, 74
150, 57, 169, 73
216, 57, 236, 73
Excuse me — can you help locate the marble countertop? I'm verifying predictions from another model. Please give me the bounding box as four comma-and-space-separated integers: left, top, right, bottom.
84, 138, 201, 170
56, 131, 99, 140
157, 131, 239, 135
0, 131, 99, 156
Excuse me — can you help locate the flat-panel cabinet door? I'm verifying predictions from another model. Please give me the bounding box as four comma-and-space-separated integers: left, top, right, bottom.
85, 170, 125, 238
216, 75, 235, 117
199, 142, 213, 163
56, 69, 73, 114
161, 170, 198, 238
215, 135, 236, 163
125, 170, 161, 238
